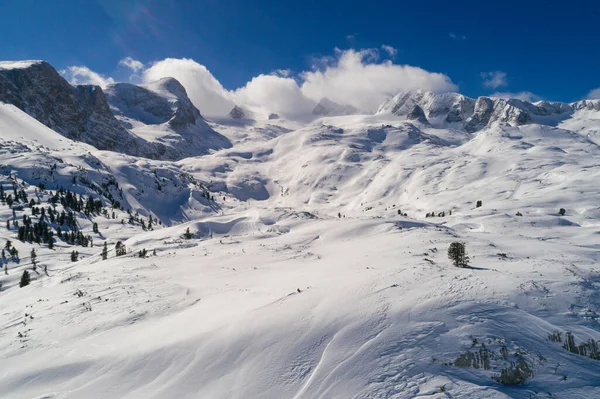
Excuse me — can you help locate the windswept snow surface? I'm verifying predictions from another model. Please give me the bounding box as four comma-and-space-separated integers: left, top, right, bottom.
2, 100, 600, 398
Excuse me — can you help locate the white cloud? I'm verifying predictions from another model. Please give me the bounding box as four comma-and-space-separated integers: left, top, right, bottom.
300, 48, 457, 112
60, 47, 458, 118
381, 45, 398, 57
60, 66, 115, 88
449, 33, 466, 40
139, 49, 456, 116
143, 58, 235, 116
118, 57, 145, 73
481, 71, 507, 89
586, 88, 600, 99
491, 91, 542, 102
234, 74, 314, 117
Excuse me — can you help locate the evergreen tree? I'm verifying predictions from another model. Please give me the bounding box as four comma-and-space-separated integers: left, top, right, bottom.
70, 250, 78, 262
115, 241, 126, 256
30, 248, 36, 264
19, 270, 31, 288
92, 222, 99, 233
448, 242, 469, 268
101, 242, 108, 260
48, 232, 54, 249
183, 227, 192, 239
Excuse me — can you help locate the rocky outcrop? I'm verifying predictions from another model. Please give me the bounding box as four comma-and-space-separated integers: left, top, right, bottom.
464, 97, 575, 133
406, 104, 429, 124
230, 105, 246, 119
379, 89, 580, 132
107, 77, 231, 159
105, 83, 174, 125
145, 77, 201, 128
0, 60, 147, 155
573, 100, 600, 111
268, 113, 280, 120
377, 91, 475, 124
0, 61, 231, 160
106, 77, 201, 129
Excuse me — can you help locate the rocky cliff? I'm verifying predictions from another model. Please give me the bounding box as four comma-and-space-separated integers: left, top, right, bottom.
377, 89, 587, 132
0, 61, 230, 160
0, 60, 148, 155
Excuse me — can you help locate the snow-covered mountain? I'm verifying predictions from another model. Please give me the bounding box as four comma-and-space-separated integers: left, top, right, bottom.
229, 105, 247, 119
312, 97, 360, 116
3, 59, 600, 398
106, 78, 231, 159
0, 61, 151, 155
378, 91, 476, 125
0, 61, 230, 161
378, 89, 600, 133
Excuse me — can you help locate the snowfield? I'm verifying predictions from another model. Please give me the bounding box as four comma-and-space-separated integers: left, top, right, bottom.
2, 93, 600, 399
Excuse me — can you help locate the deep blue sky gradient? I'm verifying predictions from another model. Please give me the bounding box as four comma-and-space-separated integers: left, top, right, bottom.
0, 0, 598, 101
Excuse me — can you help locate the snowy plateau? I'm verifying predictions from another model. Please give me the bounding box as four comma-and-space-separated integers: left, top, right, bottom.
1, 60, 600, 399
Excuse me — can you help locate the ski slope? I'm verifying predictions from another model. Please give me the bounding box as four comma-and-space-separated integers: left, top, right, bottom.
1, 100, 600, 398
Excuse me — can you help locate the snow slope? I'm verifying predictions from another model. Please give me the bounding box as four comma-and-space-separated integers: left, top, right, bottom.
1, 88, 600, 398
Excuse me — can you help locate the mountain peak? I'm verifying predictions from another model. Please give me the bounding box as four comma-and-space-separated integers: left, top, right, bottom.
312, 97, 359, 116
406, 104, 429, 124
230, 105, 246, 119
377, 90, 582, 131
107, 77, 202, 129
145, 76, 188, 100
0, 59, 145, 154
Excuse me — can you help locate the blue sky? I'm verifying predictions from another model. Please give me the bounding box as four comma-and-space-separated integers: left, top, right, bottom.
0, 0, 599, 111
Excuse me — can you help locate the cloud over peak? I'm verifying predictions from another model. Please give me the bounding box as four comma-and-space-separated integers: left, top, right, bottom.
118, 56, 145, 73
299, 48, 457, 113
586, 87, 600, 100
491, 91, 541, 102
59, 66, 115, 88
61, 47, 458, 118
143, 58, 235, 116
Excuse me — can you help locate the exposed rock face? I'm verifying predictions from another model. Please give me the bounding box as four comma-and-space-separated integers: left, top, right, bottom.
377, 91, 475, 124
312, 97, 359, 116
230, 105, 246, 119
464, 97, 575, 133
0, 61, 145, 154
106, 77, 201, 129
0, 61, 231, 160
105, 83, 174, 125
268, 113, 280, 120
573, 100, 600, 111
145, 77, 201, 128
406, 104, 429, 124
107, 77, 231, 159
379, 89, 581, 132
